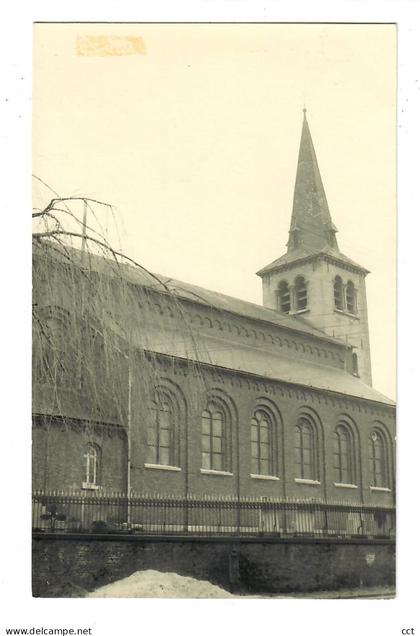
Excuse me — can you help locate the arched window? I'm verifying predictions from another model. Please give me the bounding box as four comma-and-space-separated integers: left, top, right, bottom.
201, 400, 230, 472
80, 321, 106, 393
35, 306, 74, 387
84, 443, 100, 487
368, 430, 388, 488
334, 276, 344, 310
294, 276, 308, 311
295, 417, 317, 480
346, 281, 356, 314
333, 424, 354, 484
278, 281, 291, 314
251, 408, 276, 476
148, 389, 177, 466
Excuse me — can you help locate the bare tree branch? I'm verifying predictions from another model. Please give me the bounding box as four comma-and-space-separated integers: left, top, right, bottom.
33, 229, 171, 292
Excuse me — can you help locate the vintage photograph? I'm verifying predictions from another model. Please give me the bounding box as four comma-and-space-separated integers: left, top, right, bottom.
32, 23, 396, 599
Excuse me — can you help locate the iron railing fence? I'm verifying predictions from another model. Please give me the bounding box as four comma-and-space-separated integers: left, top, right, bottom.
32, 490, 395, 539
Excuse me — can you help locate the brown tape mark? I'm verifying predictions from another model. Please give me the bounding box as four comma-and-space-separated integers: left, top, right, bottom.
76, 35, 146, 57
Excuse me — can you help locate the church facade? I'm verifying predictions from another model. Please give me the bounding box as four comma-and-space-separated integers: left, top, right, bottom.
32, 112, 396, 533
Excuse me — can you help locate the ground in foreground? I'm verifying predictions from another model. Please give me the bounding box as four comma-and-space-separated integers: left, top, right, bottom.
86, 570, 395, 599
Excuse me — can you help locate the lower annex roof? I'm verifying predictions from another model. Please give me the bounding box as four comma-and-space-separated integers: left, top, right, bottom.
130, 327, 394, 407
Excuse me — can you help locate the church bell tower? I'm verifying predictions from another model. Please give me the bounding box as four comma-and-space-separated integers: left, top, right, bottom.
257, 110, 372, 386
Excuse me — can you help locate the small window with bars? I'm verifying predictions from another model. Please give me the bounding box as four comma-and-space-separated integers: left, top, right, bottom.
84, 443, 100, 487
294, 276, 308, 311
346, 281, 357, 314
278, 281, 291, 314
334, 276, 344, 310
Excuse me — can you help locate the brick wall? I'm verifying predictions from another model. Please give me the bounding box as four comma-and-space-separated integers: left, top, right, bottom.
128, 357, 395, 506
33, 355, 395, 506
32, 535, 395, 597
32, 416, 127, 492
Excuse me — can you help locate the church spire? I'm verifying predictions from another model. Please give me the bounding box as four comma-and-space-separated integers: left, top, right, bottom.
287, 109, 338, 253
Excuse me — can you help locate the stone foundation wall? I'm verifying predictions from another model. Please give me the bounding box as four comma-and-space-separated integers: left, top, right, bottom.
32, 535, 395, 597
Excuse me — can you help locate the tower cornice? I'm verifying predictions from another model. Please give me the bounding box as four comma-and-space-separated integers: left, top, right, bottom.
257, 250, 369, 278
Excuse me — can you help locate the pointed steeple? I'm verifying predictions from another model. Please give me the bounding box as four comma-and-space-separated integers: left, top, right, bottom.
257, 110, 368, 279
287, 109, 338, 253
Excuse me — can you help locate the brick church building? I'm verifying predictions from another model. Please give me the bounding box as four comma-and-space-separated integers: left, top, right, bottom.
32, 111, 395, 534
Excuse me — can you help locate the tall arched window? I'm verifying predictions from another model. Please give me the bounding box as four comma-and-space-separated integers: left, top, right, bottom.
201, 400, 230, 472
294, 276, 308, 311
278, 281, 291, 314
80, 321, 106, 393
251, 408, 276, 476
83, 443, 100, 487
35, 306, 75, 387
333, 424, 354, 484
148, 389, 177, 466
334, 276, 344, 310
346, 281, 356, 314
295, 417, 317, 480
368, 430, 388, 488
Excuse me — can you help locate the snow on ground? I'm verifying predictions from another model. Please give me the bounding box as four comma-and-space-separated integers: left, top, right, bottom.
87, 570, 234, 598
87, 570, 395, 599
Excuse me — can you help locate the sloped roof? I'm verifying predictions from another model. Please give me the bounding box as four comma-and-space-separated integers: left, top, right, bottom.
33, 242, 394, 408
53, 244, 347, 347
135, 274, 344, 345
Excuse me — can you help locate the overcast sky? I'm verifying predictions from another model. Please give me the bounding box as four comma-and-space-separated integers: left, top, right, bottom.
33, 23, 396, 399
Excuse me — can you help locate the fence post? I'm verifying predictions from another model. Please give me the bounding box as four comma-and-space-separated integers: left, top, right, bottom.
323, 505, 328, 536
236, 496, 240, 535
184, 494, 189, 533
